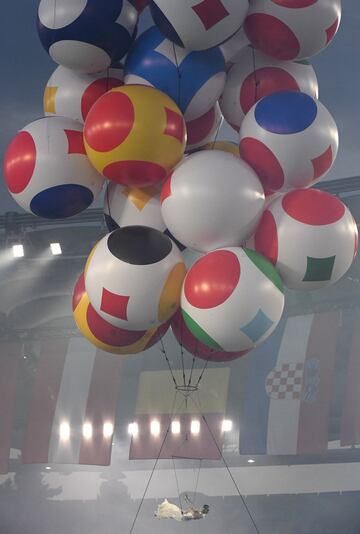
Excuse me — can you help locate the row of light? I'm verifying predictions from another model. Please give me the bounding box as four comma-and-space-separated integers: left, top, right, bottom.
12, 242, 62, 258
59, 421, 114, 441
128, 419, 234, 438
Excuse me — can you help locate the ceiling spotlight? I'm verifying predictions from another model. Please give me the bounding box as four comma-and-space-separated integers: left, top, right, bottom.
128, 422, 139, 437
191, 420, 200, 435
103, 422, 114, 438
12, 244, 24, 258
59, 422, 70, 441
150, 420, 161, 436
82, 422, 93, 440
222, 419, 233, 432
45, 466, 51, 470
50, 243, 62, 255
248, 459, 255, 464
172, 421, 181, 434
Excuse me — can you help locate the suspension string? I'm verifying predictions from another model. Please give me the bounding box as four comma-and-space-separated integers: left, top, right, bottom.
192, 459, 202, 506
128, 390, 179, 534
191, 395, 261, 534
178, 312, 187, 387
158, 336, 178, 388
187, 335, 200, 388
211, 113, 223, 150
193, 354, 211, 389
251, 46, 259, 105
172, 456, 184, 512
172, 42, 182, 111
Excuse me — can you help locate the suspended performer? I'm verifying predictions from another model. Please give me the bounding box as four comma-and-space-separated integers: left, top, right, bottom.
154, 494, 209, 521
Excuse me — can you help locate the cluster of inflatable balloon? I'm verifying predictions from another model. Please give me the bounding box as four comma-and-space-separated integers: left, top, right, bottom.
3, 0, 358, 362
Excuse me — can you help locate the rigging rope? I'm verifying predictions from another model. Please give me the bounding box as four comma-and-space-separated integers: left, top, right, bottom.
191, 394, 261, 534
128, 390, 179, 534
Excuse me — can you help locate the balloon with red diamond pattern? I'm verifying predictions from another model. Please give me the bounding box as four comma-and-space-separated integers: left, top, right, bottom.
239, 91, 339, 193
73, 272, 170, 354
244, 0, 341, 61
149, 0, 249, 51
84, 226, 186, 331
253, 188, 358, 291
181, 247, 285, 352
220, 46, 319, 132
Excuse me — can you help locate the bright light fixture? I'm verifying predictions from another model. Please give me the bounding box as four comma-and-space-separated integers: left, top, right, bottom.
191, 420, 200, 435
59, 422, 70, 441
12, 244, 24, 258
248, 459, 255, 464
50, 243, 62, 255
82, 422, 93, 439
103, 422, 114, 438
128, 422, 139, 437
172, 421, 181, 434
222, 419, 233, 432
150, 420, 161, 436
45, 466, 51, 470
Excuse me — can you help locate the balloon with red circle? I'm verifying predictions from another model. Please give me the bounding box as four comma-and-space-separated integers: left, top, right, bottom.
253, 188, 358, 291
239, 91, 339, 193
244, 0, 341, 61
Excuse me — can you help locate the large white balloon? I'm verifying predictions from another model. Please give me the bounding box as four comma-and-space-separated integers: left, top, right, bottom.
244, 0, 341, 61
160, 150, 265, 252
220, 46, 319, 132
150, 0, 249, 51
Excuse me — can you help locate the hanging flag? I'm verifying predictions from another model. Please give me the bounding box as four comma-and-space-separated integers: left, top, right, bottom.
240, 311, 340, 455
0, 341, 21, 474
340, 310, 360, 447
20, 337, 121, 467
129, 368, 230, 460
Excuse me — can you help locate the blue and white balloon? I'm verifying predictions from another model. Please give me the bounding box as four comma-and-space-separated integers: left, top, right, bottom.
125, 26, 226, 120
37, 0, 138, 73
239, 91, 339, 193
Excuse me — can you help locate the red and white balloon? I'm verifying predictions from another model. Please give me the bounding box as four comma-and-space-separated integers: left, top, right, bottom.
254, 189, 358, 290
244, 0, 341, 61
150, 0, 249, 51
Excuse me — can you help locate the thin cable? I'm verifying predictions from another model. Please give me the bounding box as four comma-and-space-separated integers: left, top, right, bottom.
191, 395, 261, 534
158, 336, 178, 388
128, 391, 179, 534
251, 46, 259, 105
172, 457, 184, 512
193, 355, 211, 389
192, 459, 202, 506
172, 42, 182, 110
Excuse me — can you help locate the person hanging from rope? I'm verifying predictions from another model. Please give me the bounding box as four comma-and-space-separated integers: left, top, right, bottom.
154, 494, 210, 521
